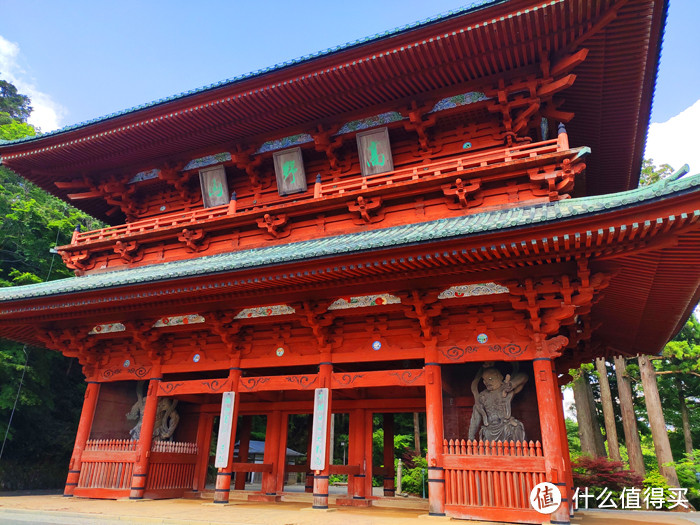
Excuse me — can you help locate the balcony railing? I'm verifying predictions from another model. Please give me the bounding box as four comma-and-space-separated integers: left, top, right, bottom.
65, 134, 572, 250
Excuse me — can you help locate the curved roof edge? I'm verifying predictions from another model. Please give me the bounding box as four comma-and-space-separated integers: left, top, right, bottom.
0, 0, 499, 148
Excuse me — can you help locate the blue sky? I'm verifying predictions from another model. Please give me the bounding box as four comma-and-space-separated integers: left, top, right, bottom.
1, 0, 698, 170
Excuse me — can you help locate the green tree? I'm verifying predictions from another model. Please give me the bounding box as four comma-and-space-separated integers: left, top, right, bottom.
0, 79, 104, 489
639, 158, 674, 186
0, 80, 32, 122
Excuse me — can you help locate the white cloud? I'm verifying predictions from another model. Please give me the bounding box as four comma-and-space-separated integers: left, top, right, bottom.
0, 34, 66, 133
646, 99, 700, 174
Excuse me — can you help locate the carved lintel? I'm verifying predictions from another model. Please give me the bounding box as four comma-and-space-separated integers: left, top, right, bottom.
347, 196, 384, 224
256, 213, 290, 238
178, 228, 209, 252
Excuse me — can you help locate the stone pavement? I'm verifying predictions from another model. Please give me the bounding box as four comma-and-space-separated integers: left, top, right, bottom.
0, 492, 699, 525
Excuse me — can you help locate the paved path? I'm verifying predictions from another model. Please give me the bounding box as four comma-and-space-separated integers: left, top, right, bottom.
0, 493, 698, 524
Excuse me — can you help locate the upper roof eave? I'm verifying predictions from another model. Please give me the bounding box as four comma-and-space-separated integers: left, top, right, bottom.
0, 0, 501, 149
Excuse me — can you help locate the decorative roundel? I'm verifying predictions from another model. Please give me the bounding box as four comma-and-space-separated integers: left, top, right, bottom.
159, 205, 166, 211
192, 353, 201, 363
372, 340, 382, 351
477, 333, 488, 344
276, 347, 285, 357
123, 359, 130, 368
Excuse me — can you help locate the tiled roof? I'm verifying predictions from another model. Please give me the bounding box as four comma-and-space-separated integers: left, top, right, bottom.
0, 166, 696, 304
0, 1, 496, 147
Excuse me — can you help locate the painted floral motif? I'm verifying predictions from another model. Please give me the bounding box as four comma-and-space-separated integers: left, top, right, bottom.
438, 283, 509, 299
153, 314, 205, 327
429, 91, 489, 113
183, 152, 232, 171
257, 133, 313, 154
328, 293, 401, 310
234, 304, 295, 319
89, 322, 126, 334
128, 169, 160, 184
336, 112, 404, 135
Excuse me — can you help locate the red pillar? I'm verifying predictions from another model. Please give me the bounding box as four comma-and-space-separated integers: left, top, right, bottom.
383, 413, 395, 497
275, 412, 290, 494
533, 357, 571, 524
363, 410, 374, 499
425, 361, 445, 516
214, 368, 242, 504
260, 410, 282, 499
130, 365, 162, 499
193, 412, 214, 492
556, 375, 575, 518
64, 381, 100, 497
312, 362, 333, 509
234, 416, 252, 491
349, 408, 366, 500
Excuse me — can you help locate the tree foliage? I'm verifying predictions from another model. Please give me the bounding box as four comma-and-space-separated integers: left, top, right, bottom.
0, 79, 103, 489
0, 80, 32, 123
640, 158, 674, 186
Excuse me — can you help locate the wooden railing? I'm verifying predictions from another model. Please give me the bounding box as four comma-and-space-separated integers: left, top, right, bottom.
76, 439, 137, 497
75, 439, 198, 499
145, 441, 198, 498
316, 138, 561, 198
442, 438, 545, 521
67, 136, 569, 248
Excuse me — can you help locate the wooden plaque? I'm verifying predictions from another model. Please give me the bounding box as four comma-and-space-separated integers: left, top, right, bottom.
273, 147, 307, 196
356, 127, 394, 177
309, 387, 330, 470
215, 391, 236, 468
199, 165, 230, 208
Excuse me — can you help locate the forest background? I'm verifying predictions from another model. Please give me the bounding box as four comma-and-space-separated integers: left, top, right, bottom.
0, 81, 697, 506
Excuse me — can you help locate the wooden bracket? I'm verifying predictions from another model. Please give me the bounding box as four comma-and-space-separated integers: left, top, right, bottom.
296, 301, 335, 347
347, 196, 384, 224
441, 178, 482, 209
59, 249, 92, 273
159, 162, 200, 209
178, 228, 209, 252
311, 124, 349, 174
256, 213, 290, 238
399, 289, 443, 340
208, 311, 242, 353
401, 100, 438, 152
113, 240, 143, 263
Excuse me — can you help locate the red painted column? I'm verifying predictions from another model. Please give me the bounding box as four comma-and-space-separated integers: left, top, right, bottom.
261, 410, 282, 498
275, 412, 290, 494
193, 412, 214, 492
555, 373, 575, 518
350, 408, 366, 500
214, 367, 242, 504
130, 364, 162, 499
383, 413, 395, 497
363, 410, 374, 499
234, 416, 252, 490
312, 361, 333, 509
533, 357, 571, 524
425, 343, 446, 516
64, 381, 100, 497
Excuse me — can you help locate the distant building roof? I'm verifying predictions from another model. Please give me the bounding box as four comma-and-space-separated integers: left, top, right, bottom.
235, 440, 304, 457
